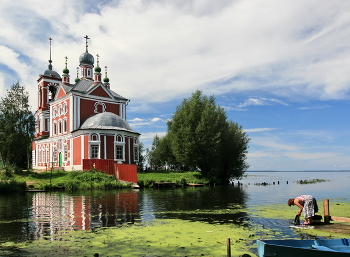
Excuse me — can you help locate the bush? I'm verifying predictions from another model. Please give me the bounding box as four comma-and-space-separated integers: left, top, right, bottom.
0, 179, 26, 192
5, 166, 14, 177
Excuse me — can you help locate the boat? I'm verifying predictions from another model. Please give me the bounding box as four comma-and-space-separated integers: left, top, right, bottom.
257, 238, 350, 257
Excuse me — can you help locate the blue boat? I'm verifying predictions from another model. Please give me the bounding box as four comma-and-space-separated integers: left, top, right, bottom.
257, 238, 350, 257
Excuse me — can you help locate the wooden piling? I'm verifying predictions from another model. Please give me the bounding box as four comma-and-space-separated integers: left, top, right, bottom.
227, 238, 231, 257
324, 199, 330, 224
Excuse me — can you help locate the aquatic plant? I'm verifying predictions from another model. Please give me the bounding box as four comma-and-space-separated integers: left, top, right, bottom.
297, 179, 329, 184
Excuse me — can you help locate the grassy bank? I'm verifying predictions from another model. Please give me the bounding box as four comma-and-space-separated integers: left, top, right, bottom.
138, 169, 210, 187
0, 169, 131, 191
1, 168, 210, 191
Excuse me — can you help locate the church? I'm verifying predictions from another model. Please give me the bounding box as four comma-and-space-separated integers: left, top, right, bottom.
32, 36, 140, 181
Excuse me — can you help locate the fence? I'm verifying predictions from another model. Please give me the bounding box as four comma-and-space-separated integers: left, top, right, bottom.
115, 164, 138, 183
323, 199, 350, 223
82, 159, 137, 183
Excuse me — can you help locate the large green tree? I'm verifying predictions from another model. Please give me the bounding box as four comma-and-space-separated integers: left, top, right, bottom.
153, 90, 250, 183
0, 82, 35, 169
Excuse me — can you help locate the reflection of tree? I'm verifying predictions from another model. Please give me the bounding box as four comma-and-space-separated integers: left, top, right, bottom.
87, 189, 140, 227
0, 187, 249, 243
0, 193, 35, 242
140, 185, 249, 224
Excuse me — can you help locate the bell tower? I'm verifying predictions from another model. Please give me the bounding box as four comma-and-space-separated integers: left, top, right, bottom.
34, 38, 61, 139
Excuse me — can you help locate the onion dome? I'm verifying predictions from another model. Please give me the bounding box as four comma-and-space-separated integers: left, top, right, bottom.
95, 54, 101, 73
79, 51, 94, 66
62, 56, 69, 75
63, 67, 69, 75
103, 65, 109, 83
95, 65, 101, 73
75, 67, 80, 83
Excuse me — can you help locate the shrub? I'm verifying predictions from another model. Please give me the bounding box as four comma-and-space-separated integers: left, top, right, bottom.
0, 179, 26, 192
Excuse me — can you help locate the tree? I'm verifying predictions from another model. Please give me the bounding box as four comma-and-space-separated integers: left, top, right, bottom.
154, 90, 250, 183
0, 82, 35, 169
149, 134, 181, 170
137, 141, 146, 171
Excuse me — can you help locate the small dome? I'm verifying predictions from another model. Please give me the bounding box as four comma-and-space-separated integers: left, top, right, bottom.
95, 66, 101, 73
75, 77, 80, 83
79, 51, 94, 66
80, 112, 134, 131
43, 69, 61, 78
103, 76, 109, 83
63, 67, 69, 75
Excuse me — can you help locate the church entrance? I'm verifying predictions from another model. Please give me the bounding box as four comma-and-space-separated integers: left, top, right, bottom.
59, 153, 63, 167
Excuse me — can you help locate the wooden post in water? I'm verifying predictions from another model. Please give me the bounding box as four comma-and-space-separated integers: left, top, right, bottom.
227, 238, 231, 257
324, 199, 330, 224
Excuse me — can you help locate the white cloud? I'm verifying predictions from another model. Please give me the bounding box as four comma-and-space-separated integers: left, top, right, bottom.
1, 0, 350, 110
251, 137, 298, 151
140, 131, 166, 144
285, 152, 336, 160
298, 105, 331, 110
245, 128, 277, 133
238, 97, 288, 108
129, 118, 144, 122
2, 0, 350, 171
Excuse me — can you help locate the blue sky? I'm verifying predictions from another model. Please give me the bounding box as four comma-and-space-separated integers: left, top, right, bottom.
1, 0, 350, 171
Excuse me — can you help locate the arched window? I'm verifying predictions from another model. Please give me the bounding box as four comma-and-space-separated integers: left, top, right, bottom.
58, 120, 62, 134
52, 107, 57, 118
91, 133, 99, 141
94, 101, 106, 113
63, 102, 67, 114
58, 104, 62, 116
48, 84, 57, 101
116, 135, 123, 142
114, 134, 125, 161
53, 122, 57, 135
62, 118, 67, 133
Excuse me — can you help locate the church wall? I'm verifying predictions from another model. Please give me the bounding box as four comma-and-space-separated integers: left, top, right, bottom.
84, 135, 89, 159
73, 136, 82, 165
125, 137, 130, 164
80, 98, 96, 124
106, 135, 115, 159
90, 86, 110, 98
79, 98, 122, 125
100, 135, 105, 159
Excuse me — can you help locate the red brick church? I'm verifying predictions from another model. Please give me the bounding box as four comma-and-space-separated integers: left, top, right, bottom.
32, 36, 140, 181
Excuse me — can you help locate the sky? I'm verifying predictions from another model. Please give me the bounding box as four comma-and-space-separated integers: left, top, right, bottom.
1, 0, 350, 171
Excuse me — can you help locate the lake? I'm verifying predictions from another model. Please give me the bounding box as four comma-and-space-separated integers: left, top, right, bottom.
0, 171, 349, 244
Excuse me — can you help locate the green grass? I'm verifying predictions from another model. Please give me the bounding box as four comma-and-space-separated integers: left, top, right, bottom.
0, 169, 131, 190
137, 170, 210, 187
1, 168, 211, 190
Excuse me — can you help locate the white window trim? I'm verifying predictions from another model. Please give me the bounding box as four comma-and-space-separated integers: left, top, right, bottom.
114, 142, 125, 162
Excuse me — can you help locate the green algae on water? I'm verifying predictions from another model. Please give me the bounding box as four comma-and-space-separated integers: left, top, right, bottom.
6, 219, 269, 256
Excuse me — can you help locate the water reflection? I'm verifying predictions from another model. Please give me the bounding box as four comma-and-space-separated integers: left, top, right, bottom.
0, 185, 250, 243
139, 186, 249, 224
0, 190, 141, 243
